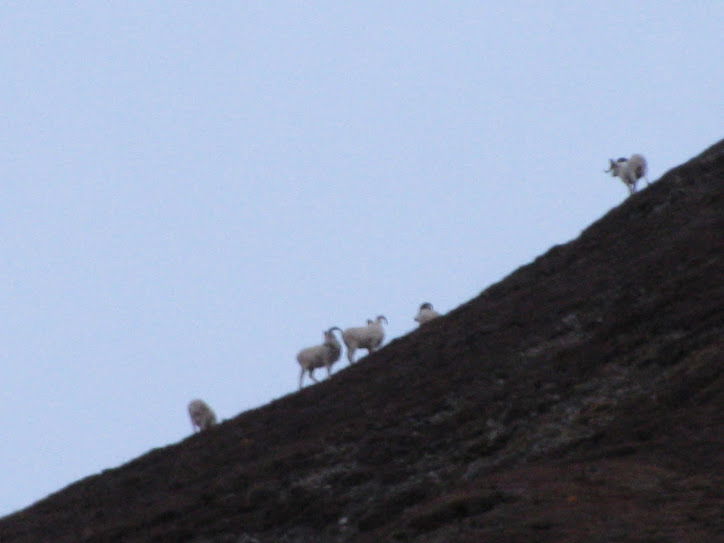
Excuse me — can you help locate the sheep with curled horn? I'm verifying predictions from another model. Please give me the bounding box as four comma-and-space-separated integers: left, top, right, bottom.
605, 154, 649, 195
342, 315, 388, 364
296, 327, 343, 389
414, 302, 441, 325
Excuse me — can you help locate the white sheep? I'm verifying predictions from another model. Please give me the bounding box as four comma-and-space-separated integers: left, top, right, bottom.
605, 154, 649, 195
414, 302, 441, 325
188, 399, 217, 433
296, 327, 343, 389
342, 315, 388, 364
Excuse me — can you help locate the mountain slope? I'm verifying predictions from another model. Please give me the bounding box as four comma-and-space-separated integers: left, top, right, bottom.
1, 140, 722, 543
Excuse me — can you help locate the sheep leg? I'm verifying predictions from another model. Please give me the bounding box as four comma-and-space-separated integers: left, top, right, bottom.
309, 368, 319, 382
347, 348, 356, 365
299, 367, 305, 389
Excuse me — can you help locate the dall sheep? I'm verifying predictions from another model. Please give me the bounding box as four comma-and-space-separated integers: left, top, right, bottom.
605, 154, 649, 195
342, 315, 388, 364
414, 302, 440, 325
188, 399, 217, 433
296, 327, 343, 389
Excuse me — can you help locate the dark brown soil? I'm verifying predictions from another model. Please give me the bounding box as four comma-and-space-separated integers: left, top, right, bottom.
1, 140, 722, 543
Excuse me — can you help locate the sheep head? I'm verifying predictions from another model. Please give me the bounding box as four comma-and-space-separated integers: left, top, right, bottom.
605, 158, 618, 175
605, 157, 628, 176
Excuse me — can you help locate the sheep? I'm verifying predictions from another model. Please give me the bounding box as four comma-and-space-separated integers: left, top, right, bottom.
605, 154, 649, 195
296, 327, 343, 389
188, 399, 217, 432
342, 315, 388, 364
414, 302, 441, 325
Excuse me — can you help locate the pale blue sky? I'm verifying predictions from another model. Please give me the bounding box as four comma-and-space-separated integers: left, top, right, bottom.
1, 1, 722, 516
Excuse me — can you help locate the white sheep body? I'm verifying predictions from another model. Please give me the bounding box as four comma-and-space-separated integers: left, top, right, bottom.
342, 315, 387, 364
606, 154, 649, 195
414, 302, 441, 325
188, 399, 217, 432
296, 327, 342, 389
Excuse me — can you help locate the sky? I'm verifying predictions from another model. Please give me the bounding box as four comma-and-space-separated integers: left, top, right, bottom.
1, 1, 722, 517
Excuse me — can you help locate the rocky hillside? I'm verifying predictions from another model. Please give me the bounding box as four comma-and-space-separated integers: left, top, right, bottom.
1, 141, 722, 543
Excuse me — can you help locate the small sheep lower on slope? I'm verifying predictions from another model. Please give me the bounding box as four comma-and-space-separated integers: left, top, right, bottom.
414, 302, 441, 325
188, 399, 217, 433
296, 327, 343, 389
605, 154, 649, 195
342, 315, 388, 364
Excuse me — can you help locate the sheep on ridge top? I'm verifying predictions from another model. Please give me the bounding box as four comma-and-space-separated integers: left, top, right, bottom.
188, 399, 217, 433
342, 315, 387, 364
296, 327, 343, 389
414, 302, 440, 325
605, 154, 649, 195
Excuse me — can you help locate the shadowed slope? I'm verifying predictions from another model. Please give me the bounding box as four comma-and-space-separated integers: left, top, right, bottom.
1, 140, 722, 543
